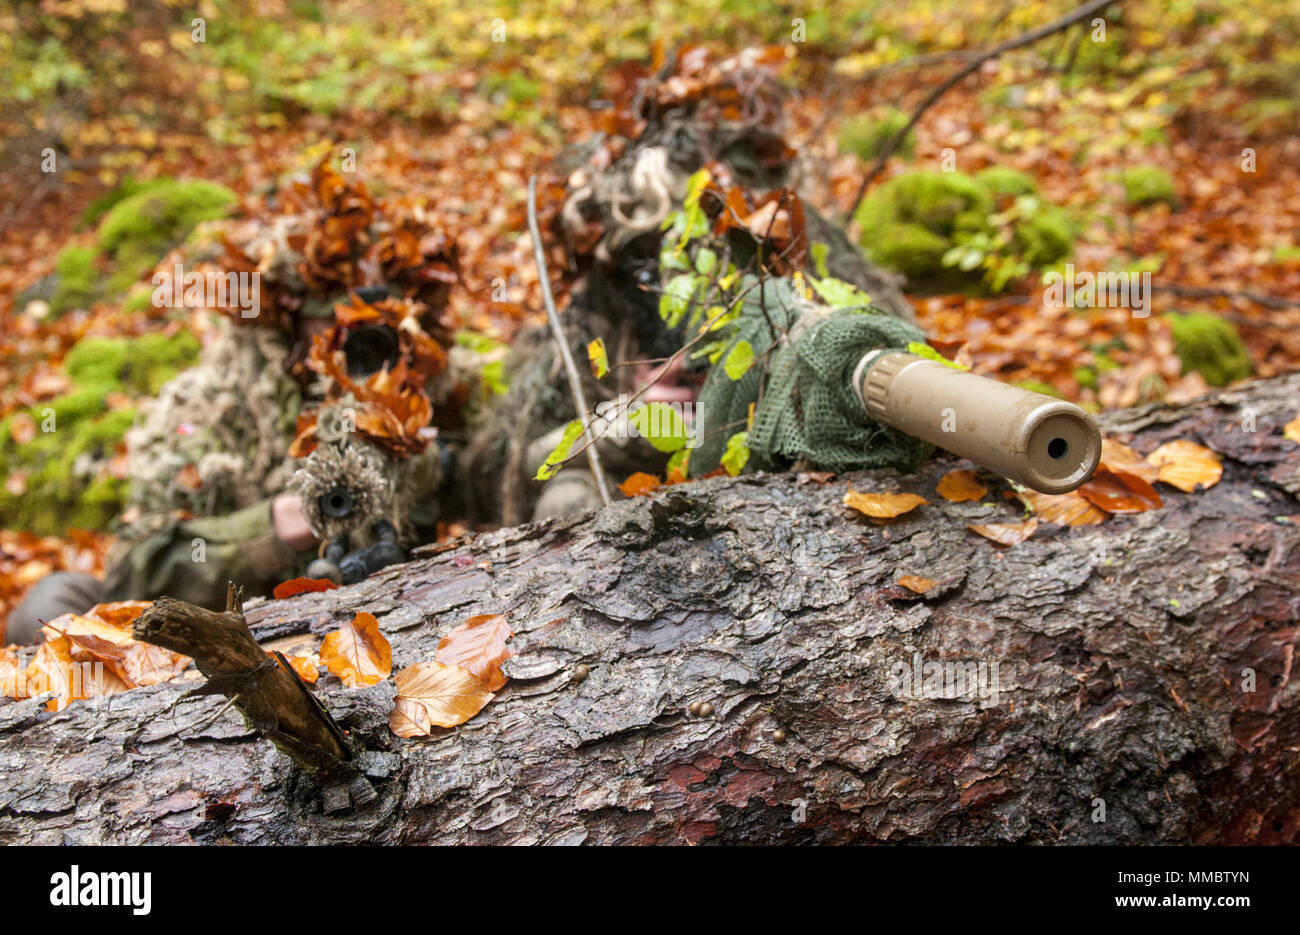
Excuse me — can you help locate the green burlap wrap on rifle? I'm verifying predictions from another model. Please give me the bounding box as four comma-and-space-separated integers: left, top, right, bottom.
692, 278, 933, 476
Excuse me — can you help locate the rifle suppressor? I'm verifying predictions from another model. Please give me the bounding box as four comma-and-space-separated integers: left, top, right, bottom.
854, 351, 1101, 494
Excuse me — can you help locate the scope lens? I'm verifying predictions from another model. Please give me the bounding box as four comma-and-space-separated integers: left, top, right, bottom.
321, 488, 354, 518
342, 325, 400, 378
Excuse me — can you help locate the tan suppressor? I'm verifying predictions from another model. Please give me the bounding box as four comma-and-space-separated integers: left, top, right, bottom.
854, 351, 1101, 494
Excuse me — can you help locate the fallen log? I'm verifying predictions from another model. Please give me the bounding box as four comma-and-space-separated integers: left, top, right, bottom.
1, 374, 1297, 844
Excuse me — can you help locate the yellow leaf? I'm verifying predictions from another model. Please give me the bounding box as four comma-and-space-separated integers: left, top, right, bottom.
843, 489, 926, 519
1284, 415, 1300, 444
320, 612, 392, 688
586, 338, 609, 379
1100, 438, 1158, 484
434, 614, 513, 691
1020, 489, 1107, 526
936, 469, 987, 502
1145, 440, 1222, 493
389, 662, 495, 736
968, 518, 1038, 546
897, 574, 937, 593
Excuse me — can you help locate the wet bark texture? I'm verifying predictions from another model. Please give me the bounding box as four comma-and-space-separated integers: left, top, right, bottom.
2, 374, 1298, 844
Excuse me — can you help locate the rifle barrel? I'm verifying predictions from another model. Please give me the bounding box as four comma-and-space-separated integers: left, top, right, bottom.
855, 351, 1101, 494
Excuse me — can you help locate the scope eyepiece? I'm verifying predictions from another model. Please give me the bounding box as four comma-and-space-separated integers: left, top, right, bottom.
342, 324, 401, 378
319, 487, 355, 520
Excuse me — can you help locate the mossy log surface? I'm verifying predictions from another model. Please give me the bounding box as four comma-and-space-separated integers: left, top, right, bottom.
0, 374, 1297, 844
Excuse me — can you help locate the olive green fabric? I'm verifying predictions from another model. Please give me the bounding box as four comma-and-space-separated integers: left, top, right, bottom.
693, 278, 931, 475
101, 500, 311, 611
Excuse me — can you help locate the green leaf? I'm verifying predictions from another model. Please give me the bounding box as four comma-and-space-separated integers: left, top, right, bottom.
723, 339, 754, 380
586, 338, 609, 379
659, 273, 698, 328
693, 247, 718, 276
809, 275, 871, 309
666, 447, 689, 479
810, 241, 830, 278
906, 341, 968, 371
534, 419, 585, 481
721, 431, 750, 476
630, 402, 688, 453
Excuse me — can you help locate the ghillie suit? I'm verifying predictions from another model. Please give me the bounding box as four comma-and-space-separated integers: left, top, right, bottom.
286, 294, 456, 582
81, 159, 462, 612
462, 45, 917, 523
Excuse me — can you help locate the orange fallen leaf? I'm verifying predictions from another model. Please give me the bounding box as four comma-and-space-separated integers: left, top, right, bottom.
389, 661, 495, 736
320, 611, 392, 687
434, 614, 513, 691
1079, 467, 1163, 514
968, 518, 1038, 546
1020, 489, 1107, 526
936, 469, 987, 502
1100, 438, 1158, 484
85, 601, 152, 631
618, 472, 661, 498
39, 608, 191, 692
273, 577, 340, 600
1285, 415, 1300, 445
272, 651, 321, 684
1145, 440, 1222, 493
843, 489, 927, 519
897, 574, 937, 593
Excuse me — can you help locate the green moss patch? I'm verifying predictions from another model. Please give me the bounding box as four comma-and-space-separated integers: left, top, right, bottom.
1121, 166, 1179, 209
855, 169, 1073, 292
0, 331, 200, 534
1166, 312, 1252, 386
48, 177, 236, 315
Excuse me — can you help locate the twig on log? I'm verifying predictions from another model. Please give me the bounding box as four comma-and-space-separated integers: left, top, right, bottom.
526, 175, 613, 507
841, 0, 1122, 225
135, 584, 355, 787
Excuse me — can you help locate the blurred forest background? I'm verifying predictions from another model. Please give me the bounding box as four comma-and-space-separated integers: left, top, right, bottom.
1, 0, 1298, 632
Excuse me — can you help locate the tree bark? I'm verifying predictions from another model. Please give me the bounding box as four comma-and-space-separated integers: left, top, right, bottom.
1, 374, 1298, 845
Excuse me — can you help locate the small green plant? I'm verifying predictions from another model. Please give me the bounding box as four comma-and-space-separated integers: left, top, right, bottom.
0, 332, 200, 534
857, 170, 1073, 292
1166, 312, 1252, 386
1120, 166, 1179, 209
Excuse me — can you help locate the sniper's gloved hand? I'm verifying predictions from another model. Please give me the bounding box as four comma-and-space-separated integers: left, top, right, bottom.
305, 520, 405, 586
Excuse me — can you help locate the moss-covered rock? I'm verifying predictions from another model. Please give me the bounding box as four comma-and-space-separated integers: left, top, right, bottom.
869, 222, 952, 279
1166, 312, 1252, 386
1013, 204, 1074, 267
838, 108, 915, 162
1121, 166, 1179, 209
47, 178, 237, 314
977, 166, 1038, 198
98, 178, 235, 293
0, 331, 200, 534
856, 170, 1072, 291
49, 245, 100, 315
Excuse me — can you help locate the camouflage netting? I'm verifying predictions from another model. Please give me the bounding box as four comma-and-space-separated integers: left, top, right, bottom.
693, 277, 932, 476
